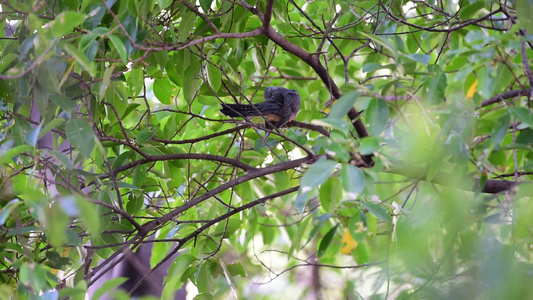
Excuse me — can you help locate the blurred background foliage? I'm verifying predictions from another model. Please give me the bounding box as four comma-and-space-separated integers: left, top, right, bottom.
1, 0, 533, 299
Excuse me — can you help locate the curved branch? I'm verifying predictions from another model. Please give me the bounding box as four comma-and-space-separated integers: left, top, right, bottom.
289, 121, 330, 137
111, 153, 256, 176
152, 124, 250, 144
480, 89, 531, 108
128, 185, 300, 294
148, 155, 316, 226
382, 5, 503, 33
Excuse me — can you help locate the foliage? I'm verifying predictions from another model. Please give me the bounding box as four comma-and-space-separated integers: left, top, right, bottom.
1, 0, 533, 299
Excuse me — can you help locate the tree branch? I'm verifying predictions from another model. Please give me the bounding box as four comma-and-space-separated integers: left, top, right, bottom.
145, 156, 316, 228
111, 153, 256, 176
387, 165, 519, 194
263, 0, 275, 30
128, 185, 300, 295
480, 89, 531, 108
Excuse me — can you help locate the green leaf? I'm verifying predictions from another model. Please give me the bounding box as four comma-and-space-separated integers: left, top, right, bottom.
156, 0, 173, 9
200, 0, 212, 12
15, 75, 30, 98
65, 119, 95, 157
37, 66, 61, 94
517, 129, 533, 145
260, 219, 276, 244
0, 200, 21, 225
358, 32, 397, 58
195, 261, 212, 293
183, 66, 199, 103
50, 11, 86, 38
362, 63, 386, 73
18, 34, 37, 60
359, 137, 380, 155
61, 42, 95, 76
99, 64, 115, 100
490, 113, 510, 147
405, 54, 431, 65
227, 262, 245, 277
207, 63, 221, 92
34, 83, 49, 116
347, 213, 366, 242
318, 224, 339, 257
312, 118, 350, 134
39, 118, 66, 139
460, 1, 485, 19
127, 67, 144, 96
178, 11, 195, 42
341, 164, 365, 199
328, 91, 360, 120
75, 196, 100, 235
517, 0, 533, 34
79, 33, 98, 52
0, 53, 17, 74
112, 182, 140, 190
303, 214, 331, 248
121, 103, 141, 119
168, 254, 196, 282
126, 192, 144, 215
0, 145, 33, 165
319, 177, 341, 213
50, 94, 77, 112
153, 79, 176, 104
300, 157, 337, 191
153, 50, 169, 68
363, 202, 390, 221
366, 98, 389, 136
47, 204, 70, 247
90, 277, 128, 300
136, 128, 155, 144
44, 150, 74, 170
112, 152, 129, 170
422, 66, 447, 105
289, 215, 312, 255
108, 34, 128, 63
294, 190, 310, 213
194, 294, 214, 300
511, 107, 533, 128
354, 241, 370, 264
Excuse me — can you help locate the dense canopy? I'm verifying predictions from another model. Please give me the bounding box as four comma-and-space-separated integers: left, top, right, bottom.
1, 0, 533, 299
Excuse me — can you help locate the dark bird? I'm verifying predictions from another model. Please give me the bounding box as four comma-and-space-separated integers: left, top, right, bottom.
220, 87, 301, 141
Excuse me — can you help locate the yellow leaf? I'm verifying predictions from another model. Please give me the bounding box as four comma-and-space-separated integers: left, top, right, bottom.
466, 79, 478, 99
340, 229, 358, 254
60, 247, 72, 257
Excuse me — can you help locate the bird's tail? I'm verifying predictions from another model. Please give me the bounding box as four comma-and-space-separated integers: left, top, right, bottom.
220, 103, 261, 117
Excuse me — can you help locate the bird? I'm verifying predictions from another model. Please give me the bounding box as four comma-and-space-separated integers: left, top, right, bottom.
220, 87, 301, 141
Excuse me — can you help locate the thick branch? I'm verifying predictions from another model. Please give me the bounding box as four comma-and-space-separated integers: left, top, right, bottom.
263, 0, 275, 30
145, 155, 316, 227
480, 89, 531, 108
